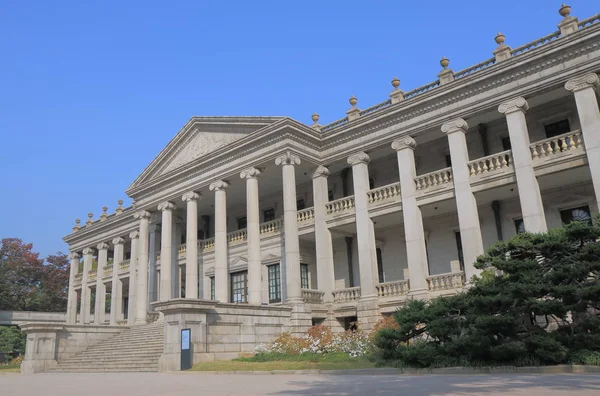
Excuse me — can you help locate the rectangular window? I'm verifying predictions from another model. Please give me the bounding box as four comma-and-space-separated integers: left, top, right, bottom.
328, 189, 334, 201
296, 198, 306, 210
210, 277, 215, 300
544, 119, 570, 139
263, 208, 275, 222
300, 263, 309, 289
454, 231, 465, 272
267, 264, 281, 303
514, 218, 525, 234
502, 137, 512, 151
445, 154, 452, 168
560, 205, 592, 226
230, 271, 248, 303
376, 247, 385, 283
237, 216, 247, 230
369, 178, 375, 190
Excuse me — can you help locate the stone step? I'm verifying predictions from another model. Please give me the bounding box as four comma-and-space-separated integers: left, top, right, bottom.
62, 355, 161, 362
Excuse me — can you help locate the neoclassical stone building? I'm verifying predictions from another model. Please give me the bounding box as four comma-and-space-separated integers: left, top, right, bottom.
20, 5, 600, 372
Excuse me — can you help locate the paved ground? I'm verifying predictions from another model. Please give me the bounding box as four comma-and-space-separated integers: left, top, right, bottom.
2, 372, 600, 395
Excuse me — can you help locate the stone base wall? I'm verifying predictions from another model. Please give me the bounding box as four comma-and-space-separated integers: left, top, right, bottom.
19, 323, 124, 374
357, 297, 381, 332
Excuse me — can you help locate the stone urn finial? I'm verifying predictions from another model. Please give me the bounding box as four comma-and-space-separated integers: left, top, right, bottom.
349, 95, 358, 107
559, 4, 571, 18
88, 212, 93, 219
75, 218, 81, 226
311, 112, 319, 123
391, 76, 400, 89
495, 32, 506, 46
102, 206, 108, 214
86, 212, 94, 226
118, 199, 123, 206
440, 56, 450, 69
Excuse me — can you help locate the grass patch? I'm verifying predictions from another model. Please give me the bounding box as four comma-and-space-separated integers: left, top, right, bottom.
191, 352, 377, 371
0, 366, 20, 373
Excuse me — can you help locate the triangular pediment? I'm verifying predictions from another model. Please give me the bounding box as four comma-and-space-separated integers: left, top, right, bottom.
130, 116, 284, 188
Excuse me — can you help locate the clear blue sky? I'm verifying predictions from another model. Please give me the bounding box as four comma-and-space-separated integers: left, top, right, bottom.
1, 1, 596, 258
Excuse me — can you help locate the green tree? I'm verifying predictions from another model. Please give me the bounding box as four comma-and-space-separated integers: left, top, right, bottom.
374, 220, 600, 367
0, 326, 26, 358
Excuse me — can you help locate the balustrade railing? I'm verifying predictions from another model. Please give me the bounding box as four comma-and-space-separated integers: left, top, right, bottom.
119, 259, 131, 271
103, 265, 113, 276
297, 207, 315, 222
468, 150, 513, 176
200, 238, 215, 250
88, 269, 97, 281
359, 100, 392, 117
326, 196, 355, 215
579, 14, 600, 29
530, 130, 583, 159
332, 286, 361, 303
414, 168, 453, 191
260, 219, 283, 235
301, 289, 325, 304
376, 280, 409, 298
427, 272, 465, 292
228, 229, 247, 244
454, 58, 496, 80
510, 30, 561, 56
367, 182, 400, 203
178, 244, 186, 258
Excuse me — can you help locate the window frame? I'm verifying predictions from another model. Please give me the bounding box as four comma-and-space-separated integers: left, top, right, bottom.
560, 205, 592, 226
210, 276, 215, 300
263, 208, 275, 222
237, 216, 247, 230
300, 263, 309, 290
267, 264, 281, 303
230, 270, 248, 303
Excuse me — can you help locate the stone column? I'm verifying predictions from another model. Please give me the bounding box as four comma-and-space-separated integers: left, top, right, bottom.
392, 137, 429, 296
127, 232, 139, 324
241, 167, 262, 304
442, 118, 484, 281
275, 153, 302, 303
67, 252, 80, 324
498, 97, 547, 233
148, 225, 159, 306
209, 180, 230, 302
80, 247, 94, 324
182, 192, 201, 299
134, 210, 151, 324
311, 166, 335, 302
347, 152, 377, 298
158, 202, 175, 301
566, 74, 600, 210
95, 243, 109, 325
110, 237, 124, 325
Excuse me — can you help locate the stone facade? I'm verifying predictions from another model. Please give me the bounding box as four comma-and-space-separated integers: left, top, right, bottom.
26, 5, 600, 371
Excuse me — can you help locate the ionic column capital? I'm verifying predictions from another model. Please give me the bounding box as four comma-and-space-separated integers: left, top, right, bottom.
565, 73, 600, 93
209, 180, 230, 192
240, 167, 262, 180
112, 237, 125, 245
82, 247, 95, 256
182, 191, 201, 202
157, 201, 176, 212
68, 252, 81, 260
129, 231, 140, 240
96, 242, 109, 251
133, 210, 152, 220
391, 136, 417, 151
275, 152, 301, 166
498, 97, 529, 115
311, 165, 330, 179
441, 118, 469, 134
347, 151, 370, 166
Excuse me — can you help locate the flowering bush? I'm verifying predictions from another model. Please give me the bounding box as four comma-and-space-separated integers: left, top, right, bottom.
256, 325, 371, 357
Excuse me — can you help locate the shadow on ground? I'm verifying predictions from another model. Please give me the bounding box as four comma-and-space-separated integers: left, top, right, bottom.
269, 374, 600, 395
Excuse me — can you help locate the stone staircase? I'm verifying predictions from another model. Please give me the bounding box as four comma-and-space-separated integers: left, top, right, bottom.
51, 320, 164, 373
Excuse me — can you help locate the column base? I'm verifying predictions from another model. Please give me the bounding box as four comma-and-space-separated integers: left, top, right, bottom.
21, 359, 57, 375
357, 296, 380, 332
288, 302, 312, 336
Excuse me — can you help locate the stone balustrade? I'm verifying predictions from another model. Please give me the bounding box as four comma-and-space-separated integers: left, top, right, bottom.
119, 259, 131, 271
103, 265, 113, 276
468, 150, 513, 176
88, 270, 97, 281
414, 168, 453, 191
177, 244, 186, 258
297, 207, 315, 222
530, 130, 583, 159
259, 219, 283, 235
326, 196, 355, 215
228, 229, 247, 244
199, 238, 215, 250
367, 182, 400, 203
427, 272, 465, 292
301, 289, 325, 304
376, 280, 409, 298
332, 286, 361, 303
